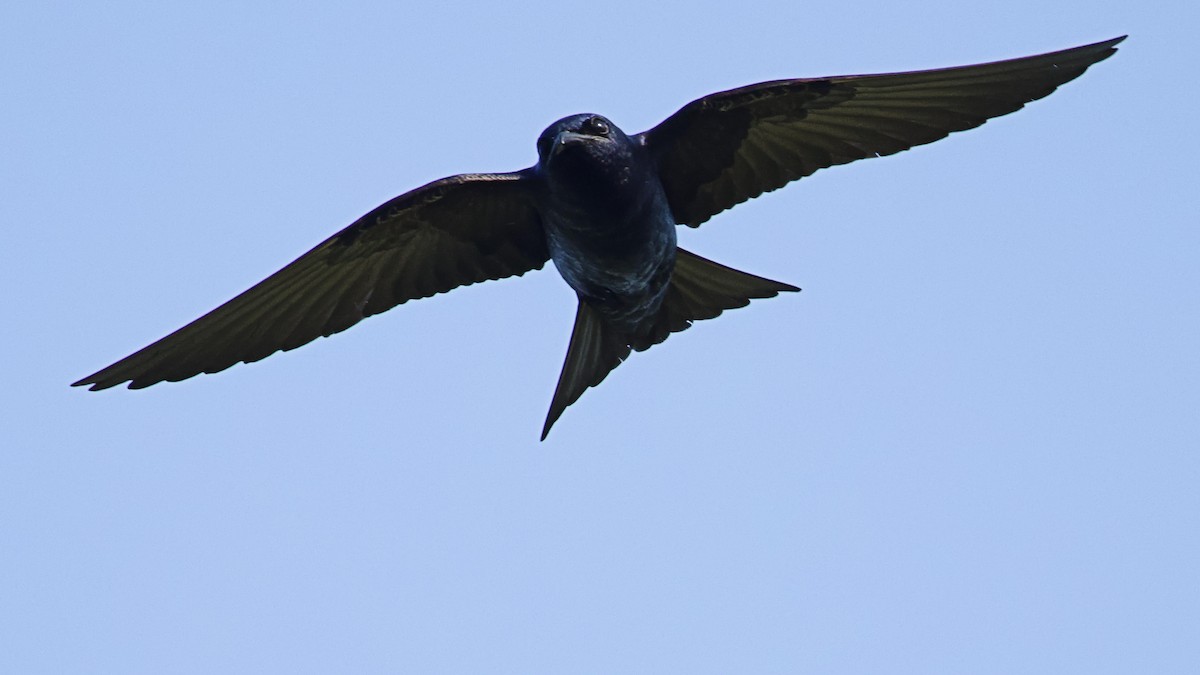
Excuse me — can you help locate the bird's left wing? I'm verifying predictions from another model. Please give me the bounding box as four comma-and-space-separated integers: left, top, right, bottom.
639, 36, 1124, 228
74, 171, 548, 390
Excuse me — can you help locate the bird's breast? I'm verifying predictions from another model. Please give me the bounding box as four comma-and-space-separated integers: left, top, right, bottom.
542, 177, 678, 328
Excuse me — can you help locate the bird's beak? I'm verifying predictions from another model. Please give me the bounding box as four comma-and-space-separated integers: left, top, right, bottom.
552, 131, 589, 155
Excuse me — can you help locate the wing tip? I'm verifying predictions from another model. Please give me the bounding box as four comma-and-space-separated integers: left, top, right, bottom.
1085, 35, 1127, 60
71, 373, 142, 391
71, 373, 112, 391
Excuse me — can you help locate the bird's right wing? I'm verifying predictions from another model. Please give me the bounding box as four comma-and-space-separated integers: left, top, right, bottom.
639, 37, 1124, 227
74, 171, 548, 390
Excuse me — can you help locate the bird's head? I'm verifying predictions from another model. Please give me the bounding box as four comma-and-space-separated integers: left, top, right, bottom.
536, 114, 641, 188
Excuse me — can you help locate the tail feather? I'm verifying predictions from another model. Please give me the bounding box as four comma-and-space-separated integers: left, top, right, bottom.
540, 302, 631, 440
541, 247, 798, 440
634, 248, 800, 350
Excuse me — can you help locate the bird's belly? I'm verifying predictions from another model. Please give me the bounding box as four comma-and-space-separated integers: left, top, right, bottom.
545, 207, 677, 330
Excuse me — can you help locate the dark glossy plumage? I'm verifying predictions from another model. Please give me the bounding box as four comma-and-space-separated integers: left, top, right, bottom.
74, 37, 1124, 438
645, 39, 1125, 226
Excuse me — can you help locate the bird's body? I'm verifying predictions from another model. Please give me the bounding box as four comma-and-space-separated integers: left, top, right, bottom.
73, 37, 1125, 439
538, 114, 678, 332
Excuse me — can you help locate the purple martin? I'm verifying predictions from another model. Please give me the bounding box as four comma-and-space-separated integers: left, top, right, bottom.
73, 37, 1124, 439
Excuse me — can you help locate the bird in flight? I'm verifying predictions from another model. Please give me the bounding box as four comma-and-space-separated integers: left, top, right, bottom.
74, 37, 1124, 439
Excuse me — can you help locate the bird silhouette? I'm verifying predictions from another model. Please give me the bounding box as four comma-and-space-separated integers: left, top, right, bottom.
73, 37, 1125, 439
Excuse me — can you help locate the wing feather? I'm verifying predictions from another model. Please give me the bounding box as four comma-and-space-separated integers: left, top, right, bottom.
74, 172, 548, 390
641, 37, 1124, 226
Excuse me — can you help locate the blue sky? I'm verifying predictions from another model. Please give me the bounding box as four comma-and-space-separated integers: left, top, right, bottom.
3, 2, 1196, 673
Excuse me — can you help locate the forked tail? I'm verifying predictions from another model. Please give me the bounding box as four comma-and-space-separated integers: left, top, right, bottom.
541, 247, 799, 440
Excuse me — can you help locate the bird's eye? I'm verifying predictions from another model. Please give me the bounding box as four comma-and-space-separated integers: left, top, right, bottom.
585, 116, 610, 136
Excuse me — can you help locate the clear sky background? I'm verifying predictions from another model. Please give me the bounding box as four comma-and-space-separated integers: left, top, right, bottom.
3, 2, 1196, 673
